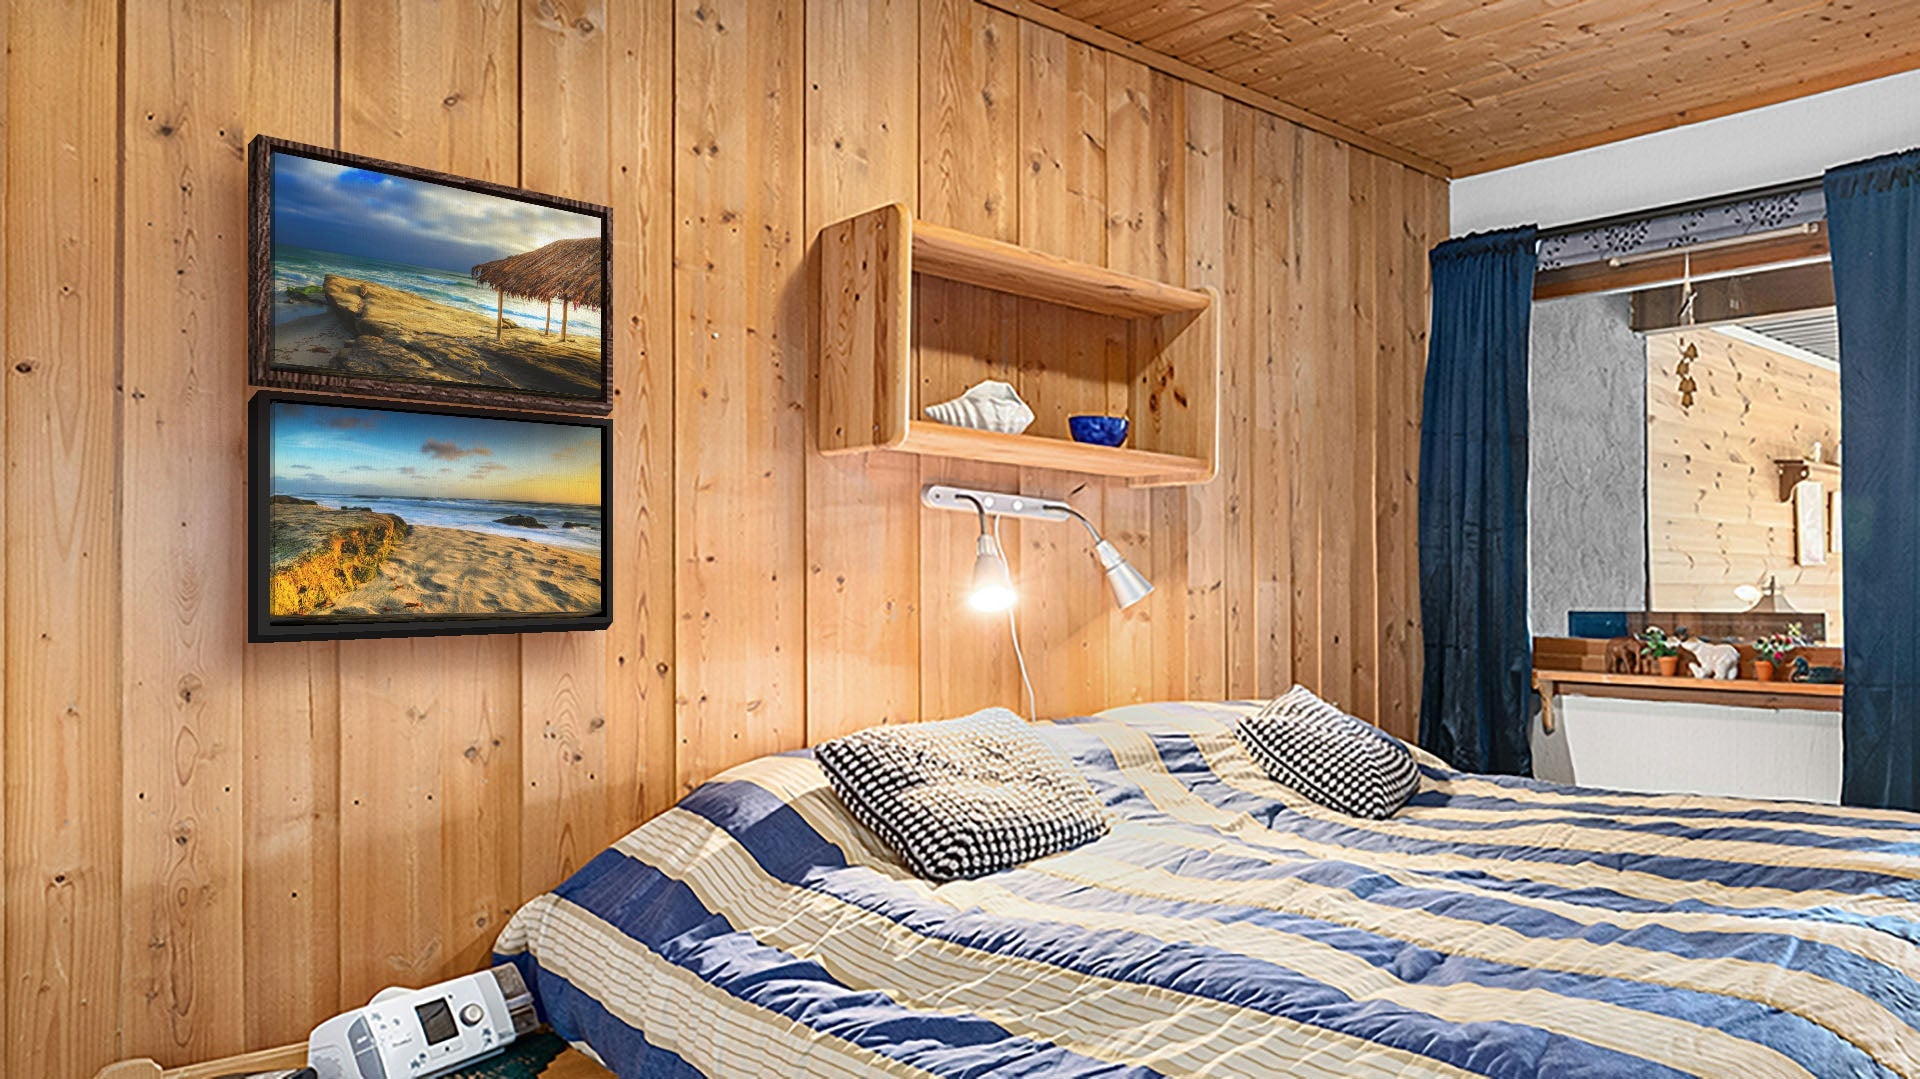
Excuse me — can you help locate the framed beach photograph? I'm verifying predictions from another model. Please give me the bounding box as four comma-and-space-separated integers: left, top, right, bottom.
249, 392, 612, 642
248, 135, 612, 414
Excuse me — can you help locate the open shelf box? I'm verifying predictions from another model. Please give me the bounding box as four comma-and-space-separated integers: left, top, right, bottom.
818, 203, 1220, 487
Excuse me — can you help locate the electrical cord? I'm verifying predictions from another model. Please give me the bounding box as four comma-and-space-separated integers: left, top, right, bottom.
994, 513, 1039, 721
956, 492, 990, 529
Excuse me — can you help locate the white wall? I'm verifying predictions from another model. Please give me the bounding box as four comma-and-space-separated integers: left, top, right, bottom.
1452, 69, 1920, 236
1535, 696, 1841, 803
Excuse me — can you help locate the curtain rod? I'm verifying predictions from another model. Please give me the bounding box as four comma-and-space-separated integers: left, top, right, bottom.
1534, 176, 1823, 243
1602, 221, 1823, 267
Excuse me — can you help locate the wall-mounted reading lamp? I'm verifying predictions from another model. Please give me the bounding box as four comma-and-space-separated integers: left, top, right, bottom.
922, 484, 1154, 611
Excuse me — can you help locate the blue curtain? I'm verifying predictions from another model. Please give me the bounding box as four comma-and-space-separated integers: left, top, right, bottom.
1827, 149, 1920, 810
1418, 226, 1538, 775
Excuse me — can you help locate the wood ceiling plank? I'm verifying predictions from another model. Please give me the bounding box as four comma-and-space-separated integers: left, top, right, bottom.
1028, 0, 1920, 173
1396, 32, 1920, 172
1352, 0, 1842, 133
1142, 7, 1280, 65
1128, 1, 1282, 50
1244, 0, 1796, 118
1053, 0, 1198, 34
977, 0, 1451, 177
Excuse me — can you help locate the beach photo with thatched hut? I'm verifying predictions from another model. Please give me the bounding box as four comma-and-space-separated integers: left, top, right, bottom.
251, 395, 610, 641
256, 141, 610, 408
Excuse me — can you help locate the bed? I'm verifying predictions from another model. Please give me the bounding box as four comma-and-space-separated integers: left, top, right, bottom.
496, 701, 1920, 1077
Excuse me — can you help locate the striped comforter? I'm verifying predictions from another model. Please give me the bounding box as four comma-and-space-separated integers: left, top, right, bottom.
495, 701, 1920, 1077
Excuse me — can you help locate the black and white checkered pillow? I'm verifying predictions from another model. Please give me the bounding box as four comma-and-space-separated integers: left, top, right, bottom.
814, 708, 1110, 881
1234, 686, 1419, 819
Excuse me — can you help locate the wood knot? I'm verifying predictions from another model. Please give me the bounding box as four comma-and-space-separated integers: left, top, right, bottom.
13, 362, 32, 374
443, 92, 463, 109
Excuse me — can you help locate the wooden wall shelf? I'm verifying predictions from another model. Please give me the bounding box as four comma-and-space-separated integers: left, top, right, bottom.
1533, 668, 1841, 734
818, 203, 1220, 487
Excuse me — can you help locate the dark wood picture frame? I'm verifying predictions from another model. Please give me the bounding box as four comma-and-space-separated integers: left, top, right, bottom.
247, 135, 613, 415
249, 391, 614, 643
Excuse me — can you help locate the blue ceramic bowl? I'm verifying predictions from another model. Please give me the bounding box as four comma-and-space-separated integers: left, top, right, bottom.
1068, 415, 1130, 447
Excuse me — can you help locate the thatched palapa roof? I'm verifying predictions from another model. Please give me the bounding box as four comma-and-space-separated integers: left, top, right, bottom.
471, 237, 603, 310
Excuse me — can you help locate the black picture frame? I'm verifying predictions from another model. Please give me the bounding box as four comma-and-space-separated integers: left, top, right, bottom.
249, 391, 613, 643
247, 135, 613, 415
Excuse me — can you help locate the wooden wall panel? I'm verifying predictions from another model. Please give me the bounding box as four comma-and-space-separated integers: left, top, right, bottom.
1381, 158, 1431, 743
805, 0, 922, 744
1250, 112, 1299, 698
673, 0, 808, 793
1181, 84, 1227, 702
2, 0, 1443, 1068
519, 0, 617, 899
1647, 329, 1843, 641
605, 0, 679, 825
236, 0, 343, 1051
1102, 59, 1181, 708
917, 0, 1026, 720
121, 0, 332, 1060
1313, 134, 1355, 710
334, 0, 527, 1015
241, 642, 340, 1049
1344, 149, 1378, 721
1011, 20, 1111, 720
1219, 100, 1259, 700
5, 4, 122, 1076
0, 0, 9, 1057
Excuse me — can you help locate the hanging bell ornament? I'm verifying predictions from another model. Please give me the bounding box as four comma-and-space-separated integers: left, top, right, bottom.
1676, 340, 1698, 410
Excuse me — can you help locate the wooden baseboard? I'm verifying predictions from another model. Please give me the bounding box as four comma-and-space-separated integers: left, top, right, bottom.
96, 1040, 613, 1079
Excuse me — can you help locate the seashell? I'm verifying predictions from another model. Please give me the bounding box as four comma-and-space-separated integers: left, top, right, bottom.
923, 379, 1035, 435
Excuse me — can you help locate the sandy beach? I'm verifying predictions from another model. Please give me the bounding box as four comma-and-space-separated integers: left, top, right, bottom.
330, 524, 601, 617
269, 503, 600, 619
273, 274, 602, 397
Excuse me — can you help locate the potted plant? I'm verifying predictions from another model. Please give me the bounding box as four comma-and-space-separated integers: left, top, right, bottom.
1638, 626, 1681, 676
1752, 624, 1805, 682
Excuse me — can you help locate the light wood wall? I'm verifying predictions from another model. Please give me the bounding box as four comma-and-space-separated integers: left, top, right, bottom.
0, 0, 1442, 1073
1648, 329, 1843, 640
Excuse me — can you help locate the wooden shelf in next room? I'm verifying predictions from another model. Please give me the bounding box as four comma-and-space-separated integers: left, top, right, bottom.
817, 202, 1220, 488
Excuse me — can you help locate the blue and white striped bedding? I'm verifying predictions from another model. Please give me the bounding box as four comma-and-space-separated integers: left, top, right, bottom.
495, 700, 1920, 1077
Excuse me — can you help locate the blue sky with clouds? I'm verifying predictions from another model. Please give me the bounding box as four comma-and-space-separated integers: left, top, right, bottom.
271, 152, 600, 273
270, 401, 601, 506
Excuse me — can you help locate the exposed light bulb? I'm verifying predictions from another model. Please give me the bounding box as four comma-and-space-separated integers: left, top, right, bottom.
967, 534, 1017, 612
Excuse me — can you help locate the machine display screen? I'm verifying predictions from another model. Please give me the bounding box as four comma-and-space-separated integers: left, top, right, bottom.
415, 998, 458, 1045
